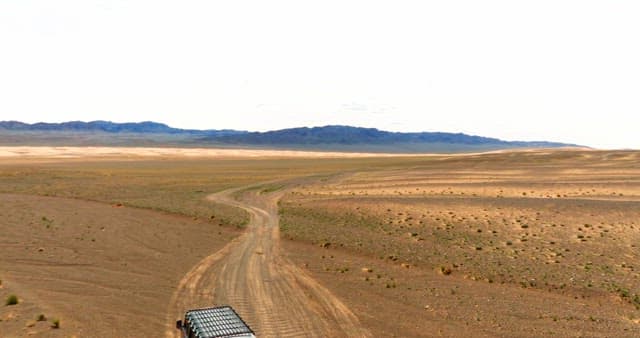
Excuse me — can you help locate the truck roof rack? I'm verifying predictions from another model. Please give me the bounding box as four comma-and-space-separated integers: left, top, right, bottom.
176, 305, 255, 338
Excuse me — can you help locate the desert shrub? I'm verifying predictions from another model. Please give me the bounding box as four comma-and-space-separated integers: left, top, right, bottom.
440, 266, 452, 275
37, 314, 47, 321
51, 318, 60, 329
6, 294, 18, 306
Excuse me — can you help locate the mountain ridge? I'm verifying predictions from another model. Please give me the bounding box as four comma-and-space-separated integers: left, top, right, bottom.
0, 120, 581, 152
0, 120, 243, 135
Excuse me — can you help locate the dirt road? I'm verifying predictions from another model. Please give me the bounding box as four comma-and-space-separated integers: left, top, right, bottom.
166, 183, 370, 338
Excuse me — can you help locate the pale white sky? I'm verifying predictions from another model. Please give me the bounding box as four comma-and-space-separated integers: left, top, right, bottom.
1, 1, 639, 149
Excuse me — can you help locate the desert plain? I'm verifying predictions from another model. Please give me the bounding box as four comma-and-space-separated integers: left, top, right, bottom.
0, 147, 639, 337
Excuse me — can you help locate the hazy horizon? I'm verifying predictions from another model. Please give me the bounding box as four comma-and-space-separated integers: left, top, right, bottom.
1, 1, 639, 149
0, 119, 585, 147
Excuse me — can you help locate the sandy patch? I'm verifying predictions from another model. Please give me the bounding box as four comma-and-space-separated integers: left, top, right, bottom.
0, 146, 592, 160
0, 146, 426, 160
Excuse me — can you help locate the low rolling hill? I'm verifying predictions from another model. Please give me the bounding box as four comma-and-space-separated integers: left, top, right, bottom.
0, 121, 579, 152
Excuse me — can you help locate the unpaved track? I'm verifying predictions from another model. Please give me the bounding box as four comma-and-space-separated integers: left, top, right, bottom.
166, 182, 370, 338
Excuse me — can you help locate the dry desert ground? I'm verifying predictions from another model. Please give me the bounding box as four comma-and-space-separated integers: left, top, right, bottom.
0, 147, 639, 337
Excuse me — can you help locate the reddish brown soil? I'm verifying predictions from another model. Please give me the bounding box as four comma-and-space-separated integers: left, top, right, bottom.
277, 150, 640, 337
0, 194, 241, 337
283, 240, 640, 337
2, 149, 639, 337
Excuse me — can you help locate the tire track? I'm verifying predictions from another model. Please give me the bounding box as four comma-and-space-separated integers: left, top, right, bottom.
164, 233, 245, 338
166, 181, 370, 337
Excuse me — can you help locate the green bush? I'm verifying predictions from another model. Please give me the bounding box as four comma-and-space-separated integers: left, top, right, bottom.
6, 294, 18, 306
51, 318, 60, 329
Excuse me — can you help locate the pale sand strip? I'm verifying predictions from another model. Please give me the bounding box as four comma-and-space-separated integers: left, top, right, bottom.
0, 146, 591, 161
0, 146, 418, 159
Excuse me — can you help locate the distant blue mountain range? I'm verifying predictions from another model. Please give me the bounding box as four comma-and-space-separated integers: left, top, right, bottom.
0, 120, 242, 136
0, 120, 579, 152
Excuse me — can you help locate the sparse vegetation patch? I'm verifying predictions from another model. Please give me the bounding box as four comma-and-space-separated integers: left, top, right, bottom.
5, 294, 18, 306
